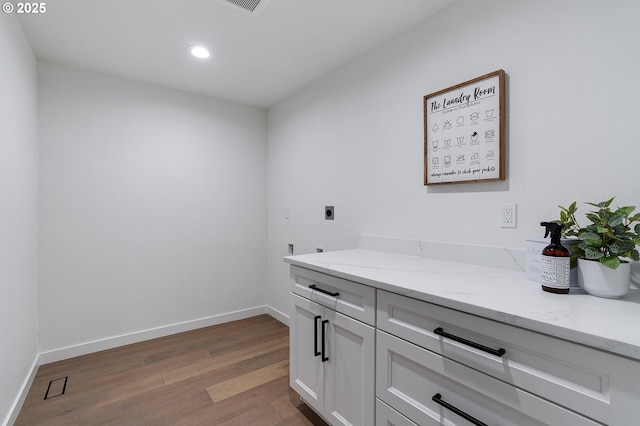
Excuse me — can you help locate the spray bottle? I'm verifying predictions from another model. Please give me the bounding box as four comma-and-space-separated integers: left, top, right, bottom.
540, 222, 571, 294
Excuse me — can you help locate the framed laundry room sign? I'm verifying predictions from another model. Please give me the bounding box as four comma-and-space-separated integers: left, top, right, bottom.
424, 70, 505, 185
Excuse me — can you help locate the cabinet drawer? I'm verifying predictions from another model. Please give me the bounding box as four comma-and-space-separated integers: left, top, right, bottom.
290, 265, 375, 326
376, 330, 599, 426
376, 399, 418, 426
377, 290, 640, 425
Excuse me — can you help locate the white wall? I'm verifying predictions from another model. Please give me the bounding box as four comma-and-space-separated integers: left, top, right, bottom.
266, 0, 640, 316
0, 13, 39, 426
38, 62, 268, 355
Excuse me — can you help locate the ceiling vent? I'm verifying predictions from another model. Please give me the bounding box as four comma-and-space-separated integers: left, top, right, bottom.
217, 0, 274, 16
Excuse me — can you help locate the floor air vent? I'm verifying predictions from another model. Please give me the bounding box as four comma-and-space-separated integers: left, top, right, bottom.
217, 0, 273, 16
44, 377, 68, 400
224, 0, 261, 12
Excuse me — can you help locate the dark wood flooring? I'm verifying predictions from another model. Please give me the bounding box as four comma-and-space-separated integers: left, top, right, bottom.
15, 314, 327, 426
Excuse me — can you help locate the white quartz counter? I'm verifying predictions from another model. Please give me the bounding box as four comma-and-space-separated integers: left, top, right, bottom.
285, 249, 640, 361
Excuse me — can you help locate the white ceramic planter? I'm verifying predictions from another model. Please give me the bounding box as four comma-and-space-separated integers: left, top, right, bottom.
578, 258, 631, 298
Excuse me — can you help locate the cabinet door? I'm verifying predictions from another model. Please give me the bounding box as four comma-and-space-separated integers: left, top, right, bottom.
324, 309, 375, 426
290, 292, 324, 414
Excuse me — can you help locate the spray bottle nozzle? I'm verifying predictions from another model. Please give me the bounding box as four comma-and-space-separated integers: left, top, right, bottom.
540, 222, 563, 240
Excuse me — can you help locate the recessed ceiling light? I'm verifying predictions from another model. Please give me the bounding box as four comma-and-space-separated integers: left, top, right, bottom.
188, 45, 210, 59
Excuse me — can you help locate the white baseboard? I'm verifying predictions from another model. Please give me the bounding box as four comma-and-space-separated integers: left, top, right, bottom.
3, 354, 39, 426
39, 306, 269, 365
267, 305, 289, 326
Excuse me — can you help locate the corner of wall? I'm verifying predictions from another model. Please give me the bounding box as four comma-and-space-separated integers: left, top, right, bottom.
2, 354, 39, 426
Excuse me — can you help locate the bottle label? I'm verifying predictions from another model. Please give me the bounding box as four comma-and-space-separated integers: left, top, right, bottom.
540, 255, 570, 288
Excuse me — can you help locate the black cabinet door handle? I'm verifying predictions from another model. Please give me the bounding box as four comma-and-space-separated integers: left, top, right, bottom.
432, 393, 488, 426
321, 319, 329, 362
313, 315, 321, 356
309, 284, 340, 297
433, 327, 506, 357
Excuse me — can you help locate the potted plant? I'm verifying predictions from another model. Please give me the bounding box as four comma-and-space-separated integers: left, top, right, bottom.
557, 198, 640, 298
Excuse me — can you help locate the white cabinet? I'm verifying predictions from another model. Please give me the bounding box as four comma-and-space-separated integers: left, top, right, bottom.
289, 267, 375, 426
376, 289, 639, 425
376, 329, 599, 425
287, 256, 640, 425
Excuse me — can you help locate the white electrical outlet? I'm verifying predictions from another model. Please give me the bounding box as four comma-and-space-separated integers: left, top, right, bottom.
501, 203, 517, 228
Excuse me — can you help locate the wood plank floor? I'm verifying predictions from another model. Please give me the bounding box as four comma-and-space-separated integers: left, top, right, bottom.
15, 315, 328, 426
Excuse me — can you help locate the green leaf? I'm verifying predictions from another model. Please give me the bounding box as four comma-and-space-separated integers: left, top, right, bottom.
585, 210, 606, 223
568, 201, 577, 214
570, 246, 585, 264
586, 213, 606, 225
635, 223, 640, 234
616, 206, 635, 217
609, 240, 636, 254
596, 225, 608, 234
599, 209, 611, 221
569, 256, 578, 269
587, 199, 614, 209
600, 256, 621, 269
583, 246, 604, 260
580, 232, 603, 247
608, 215, 624, 227
631, 249, 640, 261
583, 223, 595, 232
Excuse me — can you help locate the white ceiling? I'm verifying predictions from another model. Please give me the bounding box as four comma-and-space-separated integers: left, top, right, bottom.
18, 0, 456, 108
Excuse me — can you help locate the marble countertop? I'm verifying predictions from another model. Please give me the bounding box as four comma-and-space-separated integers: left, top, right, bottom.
285, 249, 640, 361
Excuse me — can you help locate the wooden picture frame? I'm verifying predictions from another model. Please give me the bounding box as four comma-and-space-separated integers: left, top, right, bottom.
424, 70, 505, 185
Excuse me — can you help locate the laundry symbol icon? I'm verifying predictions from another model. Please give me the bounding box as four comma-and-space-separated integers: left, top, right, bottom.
471, 132, 479, 142
470, 112, 480, 121
456, 116, 464, 125
484, 130, 495, 139
443, 120, 452, 129
486, 150, 494, 158
456, 155, 465, 163
444, 155, 451, 165
432, 157, 439, 165
457, 136, 465, 145
432, 123, 439, 131
471, 152, 479, 161
444, 139, 452, 147
432, 140, 439, 149
485, 109, 495, 118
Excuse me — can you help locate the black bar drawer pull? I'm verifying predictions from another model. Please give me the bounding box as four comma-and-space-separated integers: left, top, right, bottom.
309, 284, 340, 297
321, 319, 329, 362
314, 316, 321, 356
433, 327, 506, 357
432, 393, 488, 426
